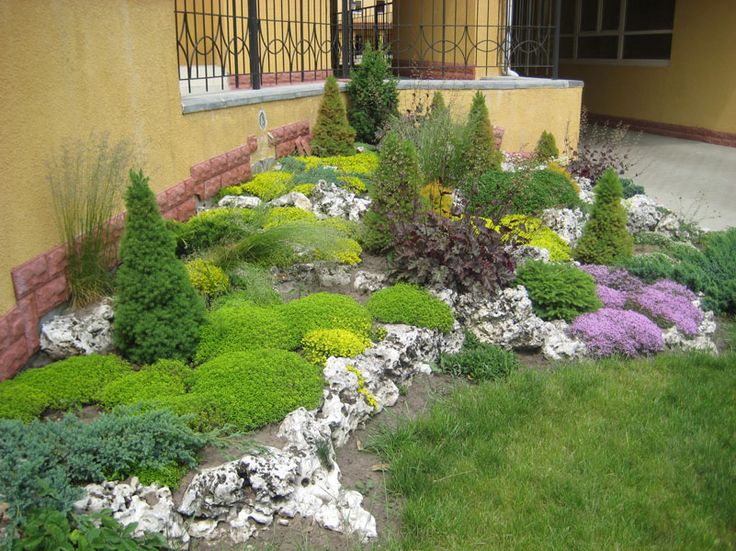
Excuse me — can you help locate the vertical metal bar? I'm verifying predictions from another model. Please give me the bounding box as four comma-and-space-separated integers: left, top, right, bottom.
331, 0, 339, 74
300, 0, 305, 81
231, 0, 239, 87
247, 0, 261, 89
341, 0, 350, 76
553, 0, 561, 77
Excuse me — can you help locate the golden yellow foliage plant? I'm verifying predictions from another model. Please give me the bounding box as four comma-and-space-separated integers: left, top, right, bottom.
546, 161, 580, 193
420, 181, 454, 217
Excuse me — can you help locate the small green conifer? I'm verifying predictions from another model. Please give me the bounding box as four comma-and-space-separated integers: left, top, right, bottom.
459, 91, 503, 181
311, 76, 356, 157
113, 170, 206, 364
535, 130, 559, 161
575, 168, 634, 265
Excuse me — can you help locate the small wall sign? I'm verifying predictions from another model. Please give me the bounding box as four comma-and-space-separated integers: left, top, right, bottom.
258, 109, 268, 130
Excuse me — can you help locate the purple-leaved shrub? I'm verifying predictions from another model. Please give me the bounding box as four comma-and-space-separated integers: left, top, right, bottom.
571, 308, 664, 357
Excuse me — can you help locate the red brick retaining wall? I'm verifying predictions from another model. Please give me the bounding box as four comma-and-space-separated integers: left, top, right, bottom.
269, 120, 312, 158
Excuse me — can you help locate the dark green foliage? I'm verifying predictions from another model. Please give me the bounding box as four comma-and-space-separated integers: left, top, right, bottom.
438, 332, 519, 381
311, 76, 356, 157
391, 211, 516, 294
347, 43, 399, 144
277, 292, 374, 340
457, 91, 503, 181
11, 509, 167, 550
291, 166, 341, 185
575, 169, 634, 265
279, 156, 307, 172
366, 284, 455, 333
114, 170, 206, 364
0, 409, 205, 524
621, 178, 645, 199
134, 463, 189, 490
98, 360, 191, 409
168, 208, 256, 256
515, 261, 602, 321
534, 130, 559, 162
195, 304, 299, 363
633, 231, 673, 247
165, 350, 324, 432
618, 253, 675, 283
467, 169, 582, 218
363, 132, 422, 252
0, 356, 131, 420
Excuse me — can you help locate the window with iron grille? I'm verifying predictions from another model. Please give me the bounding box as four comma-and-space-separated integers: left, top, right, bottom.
560, 0, 675, 63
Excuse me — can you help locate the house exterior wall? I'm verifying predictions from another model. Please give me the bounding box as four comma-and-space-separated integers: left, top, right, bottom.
559, 0, 736, 143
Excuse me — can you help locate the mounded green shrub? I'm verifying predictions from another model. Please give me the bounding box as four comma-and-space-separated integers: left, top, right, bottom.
456, 91, 503, 181
169, 208, 256, 256
515, 261, 602, 321
238, 171, 294, 201
301, 329, 372, 366
618, 253, 675, 283
621, 178, 645, 198
311, 75, 357, 157
301, 152, 380, 175
98, 360, 190, 410
114, 170, 206, 364
186, 258, 231, 303
363, 132, 422, 252
366, 283, 455, 333
195, 304, 299, 363
467, 169, 582, 218
0, 355, 131, 418
278, 292, 374, 340
347, 43, 398, 144
535, 130, 559, 162
263, 206, 318, 228
575, 168, 634, 265
438, 332, 519, 382
0, 408, 205, 523
174, 350, 324, 431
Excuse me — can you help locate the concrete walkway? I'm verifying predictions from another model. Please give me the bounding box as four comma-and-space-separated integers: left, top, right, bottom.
626, 133, 736, 231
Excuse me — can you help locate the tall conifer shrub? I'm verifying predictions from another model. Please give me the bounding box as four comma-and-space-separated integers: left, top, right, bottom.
113, 170, 205, 364
457, 91, 502, 182
311, 76, 356, 157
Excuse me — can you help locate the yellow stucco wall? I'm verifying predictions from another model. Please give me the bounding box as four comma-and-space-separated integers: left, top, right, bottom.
559, 0, 736, 134
398, 86, 582, 152
0, 0, 580, 316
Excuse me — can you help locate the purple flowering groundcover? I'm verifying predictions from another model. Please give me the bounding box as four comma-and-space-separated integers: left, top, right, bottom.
571, 308, 664, 358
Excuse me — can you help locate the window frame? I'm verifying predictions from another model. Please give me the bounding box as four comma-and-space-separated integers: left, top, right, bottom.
560, 0, 674, 66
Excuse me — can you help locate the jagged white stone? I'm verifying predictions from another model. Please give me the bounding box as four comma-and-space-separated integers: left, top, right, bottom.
311, 182, 371, 221
663, 310, 718, 353
269, 191, 312, 211
217, 195, 262, 209
352, 270, 387, 294
624, 194, 664, 234
510, 244, 551, 264
542, 320, 588, 360
541, 208, 587, 246
40, 299, 114, 359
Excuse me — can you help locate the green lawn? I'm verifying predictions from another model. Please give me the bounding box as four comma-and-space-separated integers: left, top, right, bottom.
371, 351, 736, 550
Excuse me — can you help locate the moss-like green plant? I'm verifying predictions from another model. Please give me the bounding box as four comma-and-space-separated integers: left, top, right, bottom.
339, 175, 367, 194
291, 183, 316, 197
366, 283, 455, 333
546, 161, 580, 193
301, 329, 371, 365
363, 132, 422, 252
195, 304, 299, 363
314, 237, 363, 265
278, 292, 374, 340
311, 75, 357, 157
515, 261, 602, 321
263, 207, 317, 228
575, 169, 634, 265
490, 215, 572, 262
535, 130, 559, 162
347, 42, 398, 144
301, 152, 380, 175
346, 365, 378, 409
239, 171, 294, 201
98, 360, 191, 410
458, 91, 502, 181
0, 355, 131, 418
168, 350, 324, 431
186, 259, 231, 303
114, 170, 206, 364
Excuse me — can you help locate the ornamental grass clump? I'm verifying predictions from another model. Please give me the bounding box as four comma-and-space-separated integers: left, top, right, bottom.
366, 283, 455, 333
301, 329, 372, 366
311, 75, 357, 157
515, 261, 602, 322
632, 280, 702, 336
168, 208, 256, 256
114, 170, 206, 365
575, 168, 634, 265
437, 333, 519, 382
571, 308, 664, 357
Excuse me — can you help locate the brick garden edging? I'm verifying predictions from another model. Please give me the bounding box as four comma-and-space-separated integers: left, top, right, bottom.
0, 132, 280, 380
269, 120, 312, 158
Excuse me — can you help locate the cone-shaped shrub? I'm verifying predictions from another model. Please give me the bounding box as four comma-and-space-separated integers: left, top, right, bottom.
347, 42, 399, 144
114, 170, 206, 364
363, 132, 422, 251
535, 130, 559, 161
458, 91, 502, 181
575, 168, 634, 265
429, 91, 448, 118
311, 76, 356, 157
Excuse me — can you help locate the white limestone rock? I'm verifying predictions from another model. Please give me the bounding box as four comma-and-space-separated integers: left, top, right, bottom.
40, 299, 114, 359
510, 244, 551, 264
311, 182, 371, 221
455, 286, 549, 350
353, 270, 387, 294
541, 208, 587, 246
663, 310, 718, 353
316, 264, 352, 288
269, 191, 312, 211
217, 195, 262, 209
624, 194, 664, 234
542, 320, 588, 360
575, 176, 594, 204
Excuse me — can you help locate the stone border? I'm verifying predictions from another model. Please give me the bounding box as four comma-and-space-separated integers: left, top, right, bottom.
268, 120, 312, 158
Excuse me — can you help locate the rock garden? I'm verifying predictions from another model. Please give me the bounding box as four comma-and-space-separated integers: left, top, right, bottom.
1, 48, 735, 550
